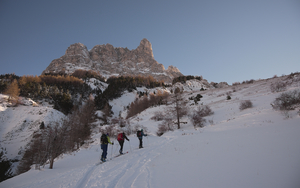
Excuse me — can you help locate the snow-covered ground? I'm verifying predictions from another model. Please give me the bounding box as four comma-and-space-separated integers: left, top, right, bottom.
1, 76, 300, 188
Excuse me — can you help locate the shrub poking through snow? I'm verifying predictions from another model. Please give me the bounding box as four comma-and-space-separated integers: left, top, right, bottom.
272, 89, 300, 111
151, 111, 164, 121
197, 105, 214, 117
239, 100, 253, 111
190, 114, 206, 128
156, 117, 174, 136
190, 105, 214, 128
270, 80, 287, 92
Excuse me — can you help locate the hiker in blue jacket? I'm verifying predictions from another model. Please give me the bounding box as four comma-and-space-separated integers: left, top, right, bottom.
137, 129, 147, 148
100, 133, 113, 162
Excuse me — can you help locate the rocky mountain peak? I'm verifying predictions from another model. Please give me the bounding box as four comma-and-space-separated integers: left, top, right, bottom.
65, 43, 89, 57
42, 39, 183, 83
136, 38, 154, 58
167, 65, 180, 73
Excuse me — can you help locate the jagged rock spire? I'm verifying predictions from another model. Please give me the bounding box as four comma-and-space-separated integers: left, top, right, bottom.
136, 38, 154, 58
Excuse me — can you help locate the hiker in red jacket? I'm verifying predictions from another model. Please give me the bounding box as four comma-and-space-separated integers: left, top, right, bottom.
117, 132, 129, 154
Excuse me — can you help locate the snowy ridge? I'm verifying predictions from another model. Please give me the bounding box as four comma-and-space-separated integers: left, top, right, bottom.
172, 79, 214, 92
1, 76, 300, 187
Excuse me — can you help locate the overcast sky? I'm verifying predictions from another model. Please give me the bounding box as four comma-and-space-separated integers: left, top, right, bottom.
1, 0, 299, 84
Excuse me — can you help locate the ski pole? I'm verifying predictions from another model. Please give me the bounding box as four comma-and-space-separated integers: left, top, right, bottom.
115, 142, 119, 154
115, 141, 121, 155
100, 144, 102, 161
147, 136, 149, 146
111, 143, 113, 160
129, 140, 132, 152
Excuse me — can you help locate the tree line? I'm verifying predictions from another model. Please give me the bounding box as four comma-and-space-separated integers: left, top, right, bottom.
1, 72, 173, 116
1, 74, 92, 114
172, 75, 203, 85
126, 90, 170, 119
94, 75, 169, 110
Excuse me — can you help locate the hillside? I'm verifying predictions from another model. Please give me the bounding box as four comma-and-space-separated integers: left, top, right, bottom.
1, 74, 300, 187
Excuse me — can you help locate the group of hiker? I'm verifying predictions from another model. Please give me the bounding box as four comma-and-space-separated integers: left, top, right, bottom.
100, 129, 147, 162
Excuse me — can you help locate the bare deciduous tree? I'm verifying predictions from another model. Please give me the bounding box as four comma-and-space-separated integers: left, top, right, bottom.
67, 96, 96, 149
17, 120, 66, 172
45, 122, 66, 169
101, 102, 113, 124
170, 87, 188, 129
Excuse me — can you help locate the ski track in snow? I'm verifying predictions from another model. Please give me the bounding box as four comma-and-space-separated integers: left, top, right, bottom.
78, 136, 174, 188
75, 164, 98, 188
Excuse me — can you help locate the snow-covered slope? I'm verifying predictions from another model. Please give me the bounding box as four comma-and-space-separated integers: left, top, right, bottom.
1, 76, 300, 188
0, 95, 65, 174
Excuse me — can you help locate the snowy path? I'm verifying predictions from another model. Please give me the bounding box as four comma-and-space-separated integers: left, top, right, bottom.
75, 164, 99, 188
2, 119, 300, 188
80, 136, 174, 188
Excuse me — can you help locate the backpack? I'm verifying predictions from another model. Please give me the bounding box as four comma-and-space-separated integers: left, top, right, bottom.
117, 133, 124, 141
101, 134, 108, 144
137, 130, 142, 137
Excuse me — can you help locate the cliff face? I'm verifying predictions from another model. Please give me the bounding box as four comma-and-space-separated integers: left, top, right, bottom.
42, 38, 183, 83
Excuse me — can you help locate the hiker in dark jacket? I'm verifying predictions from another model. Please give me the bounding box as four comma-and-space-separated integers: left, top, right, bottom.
137, 129, 147, 148
117, 132, 129, 154
100, 133, 113, 162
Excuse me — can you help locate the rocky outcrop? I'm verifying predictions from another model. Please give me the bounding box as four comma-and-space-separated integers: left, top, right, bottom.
42, 39, 183, 83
